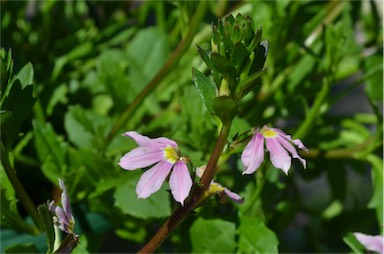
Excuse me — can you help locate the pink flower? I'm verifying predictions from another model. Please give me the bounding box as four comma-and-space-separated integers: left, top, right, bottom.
241, 125, 308, 175
118, 131, 193, 205
354, 232, 384, 254
48, 179, 76, 235
196, 166, 243, 204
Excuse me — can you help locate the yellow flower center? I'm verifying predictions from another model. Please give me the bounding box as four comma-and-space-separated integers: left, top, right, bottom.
163, 146, 179, 164
261, 128, 278, 138
209, 182, 225, 194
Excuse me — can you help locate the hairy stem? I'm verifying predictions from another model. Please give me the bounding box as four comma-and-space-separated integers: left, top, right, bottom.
1, 142, 43, 231
137, 123, 232, 253
105, 1, 208, 146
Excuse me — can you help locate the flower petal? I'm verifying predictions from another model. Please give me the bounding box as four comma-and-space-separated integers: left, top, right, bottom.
118, 147, 164, 170
241, 133, 264, 175
123, 131, 155, 147
169, 161, 193, 205
152, 137, 178, 148
123, 131, 178, 149
223, 188, 244, 204
58, 179, 73, 221
136, 160, 173, 199
354, 233, 384, 254
277, 136, 306, 169
275, 128, 308, 152
265, 137, 291, 174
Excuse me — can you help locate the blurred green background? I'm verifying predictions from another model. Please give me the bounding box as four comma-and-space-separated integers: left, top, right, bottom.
1, 1, 382, 253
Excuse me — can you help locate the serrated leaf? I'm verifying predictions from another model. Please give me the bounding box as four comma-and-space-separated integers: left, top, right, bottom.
1, 62, 36, 148
189, 218, 236, 253
192, 67, 217, 113
114, 172, 171, 219
237, 217, 278, 254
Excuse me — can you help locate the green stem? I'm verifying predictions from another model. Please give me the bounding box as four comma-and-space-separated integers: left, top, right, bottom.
241, 165, 266, 215
294, 76, 330, 140
1, 142, 43, 231
104, 0, 208, 146
137, 123, 232, 253
302, 135, 382, 160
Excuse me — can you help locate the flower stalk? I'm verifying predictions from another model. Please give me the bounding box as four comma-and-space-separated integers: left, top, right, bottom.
1, 142, 43, 232
137, 123, 232, 253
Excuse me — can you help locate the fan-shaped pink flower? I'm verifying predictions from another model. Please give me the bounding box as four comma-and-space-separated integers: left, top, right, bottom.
241, 125, 308, 175
48, 179, 76, 235
118, 131, 193, 205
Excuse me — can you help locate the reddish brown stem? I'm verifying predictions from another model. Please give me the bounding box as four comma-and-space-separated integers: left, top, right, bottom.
137, 124, 231, 253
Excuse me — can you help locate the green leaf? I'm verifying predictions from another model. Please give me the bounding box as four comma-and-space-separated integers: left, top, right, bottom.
114, 172, 171, 219
212, 96, 238, 125
364, 55, 383, 101
127, 27, 170, 97
51, 42, 93, 82
46, 84, 68, 116
237, 217, 279, 254
0, 184, 37, 234
343, 233, 365, 253
64, 105, 109, 150
211, 53, 237, 80
1, 62, 36, 148
190, 218, 236, 253
196, 45, 214, 71
235, 68, 266, 100
12, 62, 34, 89
5, 243, 39, 254
192, 68, 217, 113
33, 121, 67, 183
250, 40, 268, 73
0, 48, 13, 95
230, 42, 249, 71
37, 204, 55, 254
366, 154, 383, 227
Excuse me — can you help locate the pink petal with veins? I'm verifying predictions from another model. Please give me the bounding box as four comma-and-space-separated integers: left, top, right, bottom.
241, 133, 265, 175
136, 160, 173, 199
169, 161, 193, 205
265, 137, 291, 174
118, 147, 164, 170
277, 136, 306, 169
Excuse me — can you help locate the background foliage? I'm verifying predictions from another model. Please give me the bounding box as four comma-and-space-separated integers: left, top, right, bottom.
1, 1, 382, 253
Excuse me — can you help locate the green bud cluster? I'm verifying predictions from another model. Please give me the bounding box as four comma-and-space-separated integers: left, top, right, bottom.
194, 14, 268, 125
